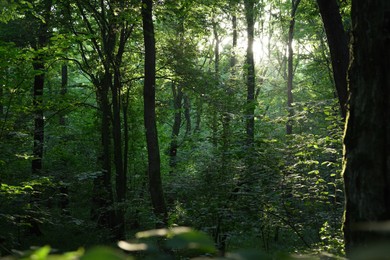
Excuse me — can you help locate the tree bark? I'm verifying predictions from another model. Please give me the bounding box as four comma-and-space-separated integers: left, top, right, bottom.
316, 0, 349, 119
343, 0, 390, 255
142, 0, 168, 227
244, 0, 256, 147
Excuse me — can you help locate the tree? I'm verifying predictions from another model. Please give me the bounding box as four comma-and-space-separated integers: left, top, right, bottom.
31, 0, 53, 174
286, 0, 301, 135
59, 65, 68, 125
63, 0, 135, 239
316, 0, 349, 119
142, 0, 168, 227
244, 0, 256, 147
343, 0, 390, 255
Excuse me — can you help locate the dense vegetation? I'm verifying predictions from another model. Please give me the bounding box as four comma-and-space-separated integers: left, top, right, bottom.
0, 0, 355, 258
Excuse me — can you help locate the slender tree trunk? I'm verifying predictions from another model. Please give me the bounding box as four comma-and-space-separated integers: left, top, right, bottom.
59, 64, 68, 125
194, 99, 202, 134
183, 95, 191, 136
316, 0, 349, 119
230, 11, 238, 69
112, 68, 125, 239
244, 0, 256, 147
211, 19, 220, 147
169, 84, 183, 170
91, 81, 115, 230
343, 0, 390, 256
31, 0, 52, 174
142, 0, 168, 227
32, 61, 45, 174
286, 0, 301, 135
122, 88, 130, 196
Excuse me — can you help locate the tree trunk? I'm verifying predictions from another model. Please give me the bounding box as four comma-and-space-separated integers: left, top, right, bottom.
169, 84, 183, 170
32, 61, 45, 174
343, 0, 390, 256
184, 95, 191, 136
211, 19, 221, 147
244, 0, 256, 147
194, 99, 202, 134
142, 0, 168, 227
59, 64, 68, 125
31, 0, 52, 174
230, 10, 238, 69
286, 0, 301, 135
91, 81, 115, 230
316, 0, 349, 119
112, 68, 125, 239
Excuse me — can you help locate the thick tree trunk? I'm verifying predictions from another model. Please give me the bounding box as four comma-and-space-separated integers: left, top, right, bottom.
286, 0, 301, 135
316, 0, 349, 119
142, 0, 168, 227
244, 0, 256, 147
343, 0, 390, 255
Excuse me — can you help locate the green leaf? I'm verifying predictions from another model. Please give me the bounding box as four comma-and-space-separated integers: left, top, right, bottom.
29, 246, 51, 260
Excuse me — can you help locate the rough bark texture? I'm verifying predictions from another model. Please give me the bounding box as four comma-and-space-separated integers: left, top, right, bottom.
142, 0, 168, 227
317, 0, 349, 119
343, 0, 390, 255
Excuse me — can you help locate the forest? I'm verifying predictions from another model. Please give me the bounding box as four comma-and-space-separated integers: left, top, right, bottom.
0, 0, 389, 259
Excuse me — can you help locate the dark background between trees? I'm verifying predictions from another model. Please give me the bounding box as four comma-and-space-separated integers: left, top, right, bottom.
0, 0, 388, 259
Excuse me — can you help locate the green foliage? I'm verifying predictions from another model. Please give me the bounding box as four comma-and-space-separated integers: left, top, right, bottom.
1, 227, 348, 259
0, 0, 349, 258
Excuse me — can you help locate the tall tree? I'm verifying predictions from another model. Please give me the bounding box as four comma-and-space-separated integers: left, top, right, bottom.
142, 0, 168, 227
31, 0, 53, 174
65, 0, 134, 238
169, 83, 183, 170
286, 0, 301, 135
244, 0, 256, 147
316, 0, 349, 119
343, 0, 390, 255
